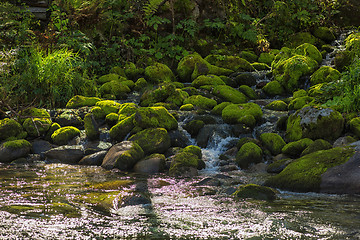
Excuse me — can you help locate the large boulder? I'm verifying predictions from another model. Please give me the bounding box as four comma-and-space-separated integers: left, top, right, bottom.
55, 109, 83, 127
265, 147, 355, 193
235, 142, 263, 169
286, 106, 344, 141
282, 138, 313, 157
21, 108, 52, 138
66, 95, 101, 108
133, 107, 178, 131
259, 133, 286, 156
128, 128, 171, 154
144, 62, 175, 84
95, 100, 122, 115
204, 55, 254, 72
44, 145, 85, 164
222, 103, 263, 128
212, 85, 248, 104
84, 113, 99, 141
310, 66, 341, 86
139, 83, 176, 107
0, 139, 31, 163
0, 118, 26, 141
191, 74, 225, 88
133, 153, 166, 174
294, 43, 322, 64
233, 184, 277, 201
109, 115, 135, 142
99, 80, 131, 99
51, 126, 81, 145
101, 141, 144, 170
183, 95, 217, 110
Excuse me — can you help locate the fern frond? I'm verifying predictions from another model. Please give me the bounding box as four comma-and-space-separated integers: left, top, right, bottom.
143, 0, 164, 17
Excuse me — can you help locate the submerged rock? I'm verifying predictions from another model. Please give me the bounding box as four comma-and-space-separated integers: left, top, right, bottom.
233, 184, 277, 201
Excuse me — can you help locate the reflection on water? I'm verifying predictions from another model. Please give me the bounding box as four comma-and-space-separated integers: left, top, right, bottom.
0, 163, 360, 239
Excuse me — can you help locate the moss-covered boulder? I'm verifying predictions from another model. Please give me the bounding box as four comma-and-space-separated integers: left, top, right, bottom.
183, 95, 217, 110
105, 113, 119, 127
286, 106, 344, 141
144, 62, 175, 84
66, 95, 101, 109
234, 72, 257, 87
99, 80, 131, 99
259, 133, 286, 156
236, 142, 263, 169
265, 147, 355, 192
84, 113, 99, 141
45, 123, 61, 141
191, 74, 225, 88
212, 85, 248, 104
310, 66, 341, 86
294, 43, 323, 64
139, 83, 176, 107
0, 118, 26, 141
165, 89, 189, 107
204, 55, 254, 72
240, 51, 258, 63
222, 103, 263, 128
95, 100, 122, 116
273, 55, 318, 92
97, 73, 119, 84
118, 103, 139, 121
265, 100, 288, 111
262, 80, 285, 97
124, 62, 144, 80
301, 139, 332, 156
258, 52, 276, 65
169, 151, 201, 177
238, 85, 258, 100
251, 62, 271, 71
129, 128, 171, 154
282, 138, 313, 157
133, 153, 166, 174
90, 106, 106, 120
184, 120, 205, 137
55, 109, 83, 127
177, 53, 232, 82
133, 106, 178, 131
313, 27, 336, 43
109, 115, 135, 142
285, 32, 319, 48
233, 184, 277, 201
288, 96, 314, 110
101, 141, 144, 170
211, 102, 231, 115
20, 108, 52, 138
350, 117, 360, 138
51, 126, 81, 145
266, 158, 294, 174
0, 139, 32, 163
134, 78, 148, 91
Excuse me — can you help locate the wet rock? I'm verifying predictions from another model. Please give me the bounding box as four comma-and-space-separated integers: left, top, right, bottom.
259, 133, 286, 156
282, 138, 313, 157
212, 85, 248, 104
51, 126, 81, 146
266, 158, 294, 173
233, 184, 277, 201
349, 117, 360, 138
219, 165, 238, 172
31, 139, 52, 155
79, 151, 107, 166
110, 115, 134, 142
194, 177, 221, 187
169, 149, 203, 177
168, 130, 190, 148
120, 192, 152, 207
300, 139, 332, 156
0, 139, 32, 163
184, 120, 204, 137
333, 136, 357, 148
129, 128, 171, 155
84, 113, 99, 141
44, 145, 84, 164
286, 106, 344, 142
101, 141, 144, 170
262, 80, 285, 96
55, 109, 83, 127
234, 72, 257, 87
133, 153, 166, 174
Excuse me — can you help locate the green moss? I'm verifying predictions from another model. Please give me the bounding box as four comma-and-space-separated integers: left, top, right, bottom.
350, 117, 360, 138
99, 80, 131, 99
183, 95, 217, 110
139, 83, 176, 107
251, 62, 271, 71
180, 104, 194, 111
129, 128, 170, 154
134, 78, 148, 91
285, 32, 319, 48
177, 53, 208, 82
265, 147, 355, 192
110, 66, 127, 77
293, 89, 307, 98
262, 81, 285, 96
109, 115, 135, 142
125, 62, 144, 80
105, 113, 119, 127
265, 100, 288, 111
282, 138, 314, 157
236, 137, 259, 149
222, 103, 263, 127
169, 152, 200, 176
45, 122, 61, 141
238, 85, 258, 100
3, 139, 31, 149
295, 43, 322, 64
288, 96, 314, 110
66, 95, 101, 109
240, 51, 258, 63
84, 113, 99, 141
211, 102, 231, 115
133, 106, 178, 131
51, 126, 81, 145
204, 55, 254, 71
212, 85, 248, 104
91, 180, 133, 190
191, 75, 225, 88
121, 80, 135, 90
181, 145, 202, 159
0, 118, 24, 141
266, 158, 294, 174
259, 133, 286, 155
233, 184, 277, 201
310, 66, 341, 86
23, 117, 52, 137
118, 103, 139, 118
191, 60, 233, 80
97, 73, 119, 84
165, 89, 189, 107
91, 106, 107, 120
258, 52, 275, 65
313, 27, 335, 43
236, 142, 263, 169
301, 139, 332, 156
95, 100, 122, 115
144, 62, 175, 84
184, 120, 204, 137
